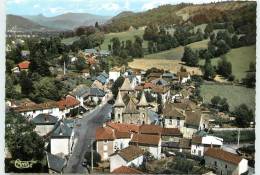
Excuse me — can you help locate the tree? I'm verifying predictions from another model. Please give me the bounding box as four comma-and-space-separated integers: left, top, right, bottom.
95, 21, 99, 28
111, 76, 125, 98
5, 112, 46, 172
131, 35, 143, 58
6, 75, 20, 99
111, 37, 121, 56
242, 72, 255, 88
211, 96, 221, 107
233, 104, 254, 127
203, 59, 216, 80
182, 46, 199, 66
231, 34, 240, 48
217, 56, 232, 78
19, 71, 33, 96
75, 57, 87, 72
29, 51, 51, 77
204, 23, 214, 35
30, 77, 67, 102
143, 24, 158, 41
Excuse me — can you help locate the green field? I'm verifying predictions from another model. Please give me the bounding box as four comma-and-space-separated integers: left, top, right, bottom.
61, 36, 80, 45
143, 39, 209, 60
199, 45, 256, 80
100, 29, 147, 50
200, 84, 255, 111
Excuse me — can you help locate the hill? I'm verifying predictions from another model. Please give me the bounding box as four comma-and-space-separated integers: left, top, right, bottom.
23, 13, 111, 30
105, 1, 256, 32
6, 14, 49, 31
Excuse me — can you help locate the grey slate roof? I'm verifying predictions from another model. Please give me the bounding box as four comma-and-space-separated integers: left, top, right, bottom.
96, 75, 107, 84
70, 84, 90, 97
100, 72, 109, 79
46, 152, 66, 173
88, 88, 106, 97
32, 114, 58, 125
51, 121, 72, 138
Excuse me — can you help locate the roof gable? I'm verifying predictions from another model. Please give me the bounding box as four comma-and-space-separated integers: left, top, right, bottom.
205, 148, 242, 165
112, 146, 144, 162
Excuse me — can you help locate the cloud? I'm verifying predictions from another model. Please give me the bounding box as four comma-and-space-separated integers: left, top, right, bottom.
141, 0, 175, 11
99, 2, 120, 12
48, 7, 67, 14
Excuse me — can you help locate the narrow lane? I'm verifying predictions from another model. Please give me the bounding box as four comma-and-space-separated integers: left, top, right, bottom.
64, 103, 112, 173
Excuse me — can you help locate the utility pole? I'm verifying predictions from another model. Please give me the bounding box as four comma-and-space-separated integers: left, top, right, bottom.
237, 128, 240, 148
91, 139, 93, 172
63, 60, 66, 75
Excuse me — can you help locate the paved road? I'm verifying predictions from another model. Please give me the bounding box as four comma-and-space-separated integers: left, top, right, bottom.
64, 103, 113, 174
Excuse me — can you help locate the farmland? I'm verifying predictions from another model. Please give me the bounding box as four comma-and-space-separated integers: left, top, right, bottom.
200, 84, 255, 111
199, 45, 256, 80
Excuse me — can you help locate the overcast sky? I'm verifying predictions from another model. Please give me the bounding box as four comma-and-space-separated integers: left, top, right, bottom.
6, 0, 246, 17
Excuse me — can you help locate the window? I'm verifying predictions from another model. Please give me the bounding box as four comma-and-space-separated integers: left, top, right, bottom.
225, 165, 227, 169
177, 117, 180, 126
103, 145, 108, 151
104, 140, 108, 144
214, 161, 217, 166
169, 117, 172, 125
118, 114, 120, 120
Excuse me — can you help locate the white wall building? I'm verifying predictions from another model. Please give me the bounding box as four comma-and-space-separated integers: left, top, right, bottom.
109, 146, 144, 172
204, 148, 248, 175
191, 135, 223, 156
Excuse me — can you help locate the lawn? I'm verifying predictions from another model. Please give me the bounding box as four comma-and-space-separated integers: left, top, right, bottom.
200, 84, 255, 111
100, 28, 147, 50
199, 45, 256, 80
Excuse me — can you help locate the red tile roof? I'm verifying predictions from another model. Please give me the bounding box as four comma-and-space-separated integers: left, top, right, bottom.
143, 82, 154, 89
111, 146, 144, 162
161, 128, 182, 137
106, 122, 139, 133
112, 166, 143, 174
18, 60, 30, 69
58, 95, 80, 110
96, 127, 115, 140
139, 124, 162, 135
95, 126, 131, 140
204, 148, 242, 165
130, 133, 160, 146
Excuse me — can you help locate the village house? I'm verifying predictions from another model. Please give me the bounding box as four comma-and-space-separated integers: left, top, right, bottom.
95, 126, 132, 161
12, 60, 31, 73
50, 120, 75, 157
32, 114, 59, 136
111, 166, 143, 174
204, 148, 248, 175
70, 84, 90, 106
162, 138, 191, 154
109, 67, 122, 82
83, 87, 106, 105
13, 101, 60, 119
162, 102, 186, 129
130, 133, 161, 159
46, 152, 66, 174
177, 71, 191, 84
191, 135, 223, 156
109, 146, 144, 172
58, 95, 80, 118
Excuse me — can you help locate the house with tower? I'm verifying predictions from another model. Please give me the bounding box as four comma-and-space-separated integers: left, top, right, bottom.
113, 78, 150, 125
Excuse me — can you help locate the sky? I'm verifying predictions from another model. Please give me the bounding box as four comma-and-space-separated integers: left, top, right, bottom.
6, 0, 242, 17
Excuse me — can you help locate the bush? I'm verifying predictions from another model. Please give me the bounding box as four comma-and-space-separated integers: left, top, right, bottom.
84, 151, 101, 167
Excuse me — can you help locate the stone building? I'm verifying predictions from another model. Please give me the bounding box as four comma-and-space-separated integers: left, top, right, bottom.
113, 91, 150, 125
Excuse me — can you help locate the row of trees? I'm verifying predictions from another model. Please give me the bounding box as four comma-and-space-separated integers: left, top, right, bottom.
109, 35, 144, 59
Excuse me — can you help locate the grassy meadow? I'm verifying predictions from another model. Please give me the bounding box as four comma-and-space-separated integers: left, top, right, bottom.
200, 84, 255, 111
199, 45, 256, 80
100, 28, 147, 50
